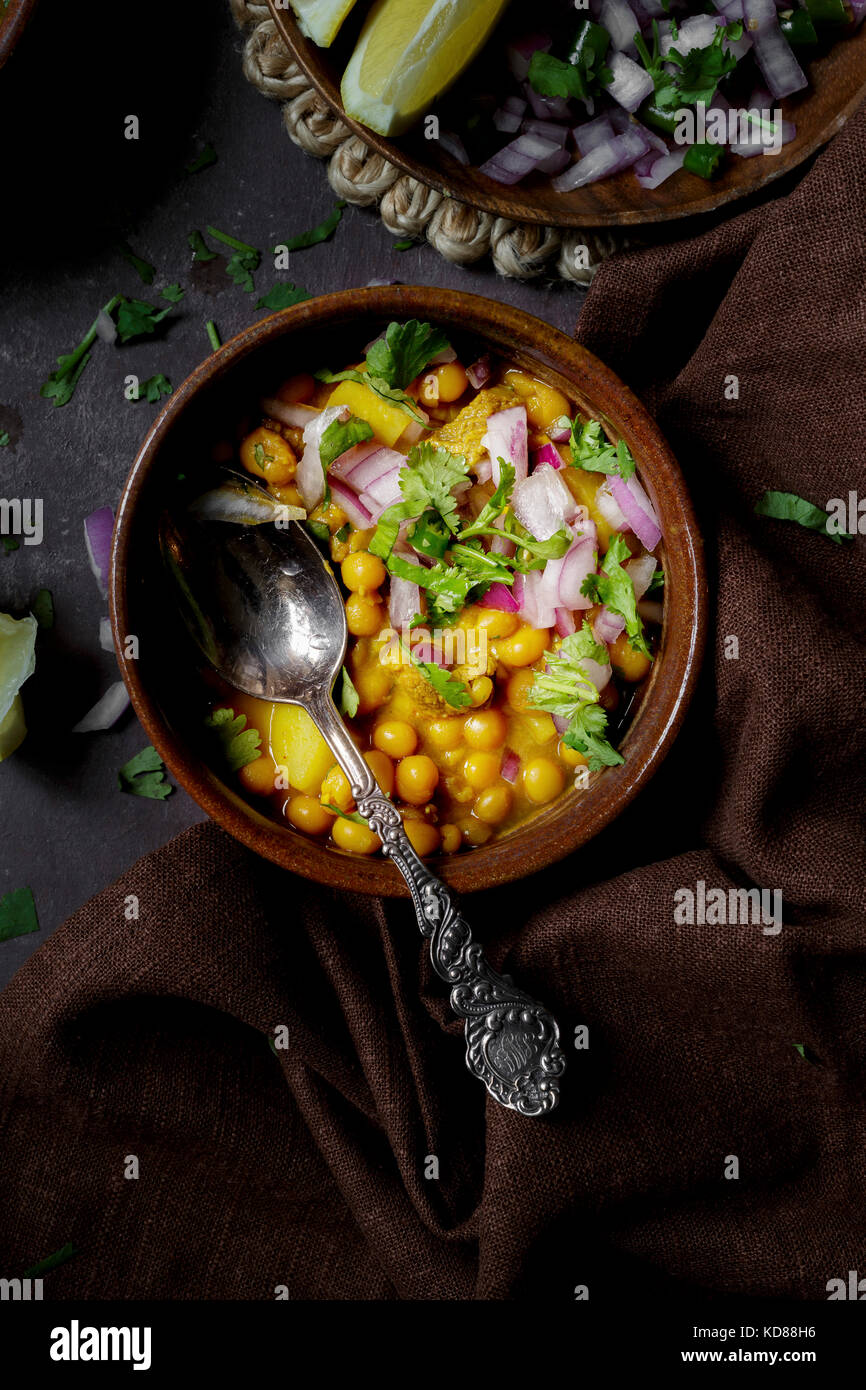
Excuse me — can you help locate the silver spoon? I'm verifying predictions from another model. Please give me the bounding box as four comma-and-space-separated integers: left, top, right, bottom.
161, 507, 565, 1117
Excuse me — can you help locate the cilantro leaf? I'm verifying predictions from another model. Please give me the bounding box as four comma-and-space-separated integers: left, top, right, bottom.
564, 703, 625, 771
370, 442, 469, 559
570, 418, 636, 480
24, 1244, 77, 1279
339, 666, 360, 718
206, 226, 261, 294
581, 533, 651, 658
529, 51, 593, 102
116, 240, 155, 285
457, 462, 515, 538
528, 624, 624, 772
0, 431, 9, 447
206, 320, 221, 352
255, 282, 312, 311
160, 283, 185, 303
410, 509, 451, 560
130, 374, 172, 404
415, 661, 472, 710
387, 552, 482, 617
365, 320, 451, 390
186, 143, 217, 174
118, 745, 173, 799
273, 201, 346, 253
754, 490, 853, 545
188, 229, 216, 262
0, 886, 39, 943
115, 297, 172, 344
205, 707, 263, 773
40, 294, 122, 407
647, 567, 665, 595
324, 803, 368, 825
314, 367, 426, 424
321, 415, 374, 471
31, 588, 54, 628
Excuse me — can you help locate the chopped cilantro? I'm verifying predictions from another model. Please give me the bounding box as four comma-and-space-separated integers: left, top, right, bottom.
23, 1244, 76, 1279
339, 666, 360, 718
2, 537, 19, 555
564, 702, 625, 770
415, 660, 472, 709
365, 320, 451, 390
115, 297, 172, 344
130, 374, 172, 404
160, 283, 185, 303
315, 367, 426, 425
320, 414, 374, 471
207, 225, 261, 294
0, 886, 39, 943
116, 240, 155, 285
754, 490, 853, 544
306, 519, 330, 543
118, 745, 173, 799
40, 294, 122, 407
0, 431, 9, 447
188, 229, 216, 262
31, 588, 54, 628
255, 282, 312, 311
273, 201, 346, 253
635, 20, 741, 112
570, 418, 636, 480
324, 803, 368, 825
334, 523, 350, 544
370, 442, 469, 560
393, 239, 414, 251
186, 143, 217, 174
581, 533, 651, 658
530, 51, 601, 103
206, 707, 263, 772
528, 624, 623, 771
646, 567, 665, 596
206, 320, 221, 352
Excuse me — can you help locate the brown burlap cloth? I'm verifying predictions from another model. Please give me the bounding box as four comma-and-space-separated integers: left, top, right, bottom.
1, 106, 865, 1303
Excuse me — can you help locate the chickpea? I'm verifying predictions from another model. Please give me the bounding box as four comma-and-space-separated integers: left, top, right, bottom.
332, 817, 381, 855
239, 427, 297, 486
435, 362, 469, 403
395, 754, 439, 806
462, 750, 501, 791
277, 373, 315, 404
365, 749, 395, 798
464, 709, 507, 751
404, 819, 441, 857
474, 609, 520, 639
270, 484, 304, 509
440, 748, 464, 770
320, 763, 354, 812
346, 593, 384, 637
506, 669, 536, 711
353, 663, 393, 714
523, 757, 565, 805
341, 550, 386, 593
523, 712, 557, 744
238, 755, 277, 797
470, 677, 493, 707
349, 528, 376, 553
473, 783, 513, 825
285, 794, 334, 836
440, 824, 462, 854
503, 370, 569, 431
418, 373, 440, 407
558, 740, 587, 769
494, 626, 550, 668
426, 717, 465, 751
609, 632, 652, 682
459, 818, 493, 847
373, 720, 418, 759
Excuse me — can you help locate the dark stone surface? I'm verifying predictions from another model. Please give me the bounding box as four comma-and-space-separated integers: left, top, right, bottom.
0, 0, 586, 987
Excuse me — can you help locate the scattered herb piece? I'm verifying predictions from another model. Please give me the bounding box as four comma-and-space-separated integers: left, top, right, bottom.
0, 886, 39, 943
646, 567, 665, 596
370, 442, 469, 560
414, 660, 472, 709
570, 418, 636, 480
186, 143, 217, 174
529, 623, 623, 771
529, 49, 608, 103
31, 588, 54, 628
323, 802, 368, 825
366, 320, 451, 391
40, 294, 122, 407
334, 523, 350, 544
188, 229, 216, 262
339, 666, 360, 718
635, 20, 740, 112
116, 241, 155, 285
205, 707, 262, 772
321, 414, 374, 472
2, 537, 19, 555
118, 746, 173, 799
754, 490, 853, 544
207, 225, 261, 294
306, 519, 330, 543
393, 239, 414, 251
206, 320, 221, 352
160, 283, 185, 303
115, 297, 172, 344
581, 533, 651, 658
130, 374, 172, 404
0, 431, 9, 447
273, 201, 346, 253
254, 282, 312, 312
23, 1244, 76, 1279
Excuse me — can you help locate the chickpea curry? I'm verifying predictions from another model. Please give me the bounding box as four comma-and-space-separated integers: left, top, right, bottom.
204, 320, 665, 860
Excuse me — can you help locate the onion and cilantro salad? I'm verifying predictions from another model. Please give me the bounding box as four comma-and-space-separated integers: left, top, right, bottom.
199, 320, 665, 858
439, 0, 865, 192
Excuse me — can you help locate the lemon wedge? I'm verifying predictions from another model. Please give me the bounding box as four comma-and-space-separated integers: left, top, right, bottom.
289, 0, 359, 48
341, 0, 510, 136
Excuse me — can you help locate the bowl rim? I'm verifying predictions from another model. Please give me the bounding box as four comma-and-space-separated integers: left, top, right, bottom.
110, 285, 708, 896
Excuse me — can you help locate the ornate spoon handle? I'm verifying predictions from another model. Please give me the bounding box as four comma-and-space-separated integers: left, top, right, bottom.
308, 693, 566, 1116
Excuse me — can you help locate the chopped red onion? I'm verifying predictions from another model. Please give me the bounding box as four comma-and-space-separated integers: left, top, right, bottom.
360, 466, 404, 509
511, 467, 574, 540
552, 714, 569, 736
260, 397, 318, 429
554, 608, 577, 638
474, 455, 494, 485
341, 445, 405, 492
501, 750, 520, 784
389, 575, 421, 630
538, 148, 572, 177
524, 82, 572, 123
482, 406, 528, 488
625, 553, 658, 600
516, 569, 557, 630
412, 638, 447, 667
479, 131, 561, 185
328, 478, 373, 530
743, 0, 807, 98
554, 535, 597, 610
574, 114, 616, 157
478, 582, 519, 613
595, 479, 629, 531
521, 118, 569, 147
609, 474, 662, 551
466, 354, 492, 390
297, 405, 348, 508
606, 52, 655, 112
507, 33, 551, 82
494, 95, 528, 133
533, 443, 564, 471
660, 14, 722, 56
600, 0, 640, 54
99, 616, 114, 652
400, 417, 427, 446
84, 506, 115, 598
636, 147, 686, 188
593, 607, 625, 644
439, 130, 470, 165
552, 127, 649, 192
547, 415, 572, 444
72, 680, 130, 733
581, 656, 612, 693
327, 441, 381, 482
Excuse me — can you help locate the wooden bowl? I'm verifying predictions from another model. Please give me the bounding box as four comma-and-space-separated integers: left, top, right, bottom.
111, 286, 707, 896
268, 0, 866, 227
0, 0, 38, 68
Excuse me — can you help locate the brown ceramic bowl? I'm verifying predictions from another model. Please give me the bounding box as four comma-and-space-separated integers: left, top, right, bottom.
268, 0, 866, 228
111, 286, 707, 896
0, 0, 38, 69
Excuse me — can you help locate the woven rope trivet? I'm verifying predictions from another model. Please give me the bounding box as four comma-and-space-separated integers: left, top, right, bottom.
231, 1, 633, 283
